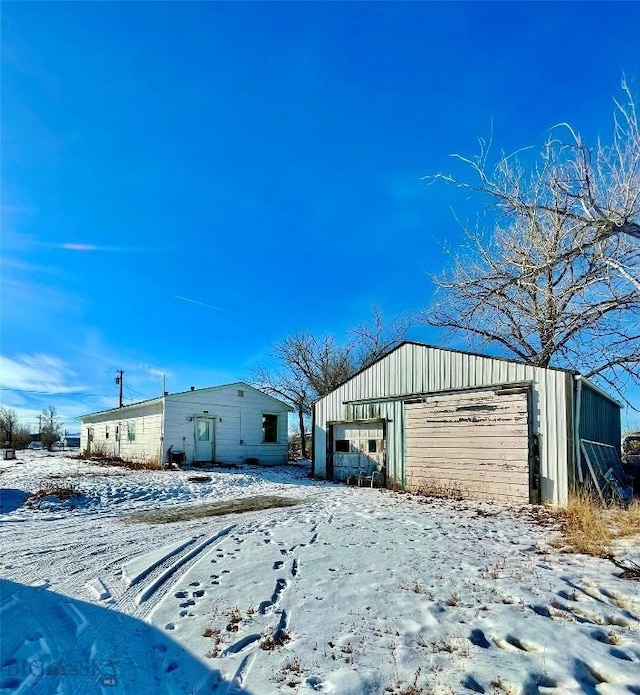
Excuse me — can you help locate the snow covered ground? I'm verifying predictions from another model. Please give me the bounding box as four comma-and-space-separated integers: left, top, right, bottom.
1, 451, 639, 695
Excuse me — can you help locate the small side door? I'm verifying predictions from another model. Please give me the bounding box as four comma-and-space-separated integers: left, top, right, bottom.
194, 417, 215, 462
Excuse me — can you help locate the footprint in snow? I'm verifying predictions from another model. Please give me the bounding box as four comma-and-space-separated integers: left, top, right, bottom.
469, 629, 490, 649
304, 675, 325, 691
573, 657, 614, 686
461, 674, 485, 693
505, 634, 542, 652
531, 604, 552, 618
610, 647, 633, 661
526, 672, 558, 689
606, 613, 636, 628
558, 589, 579, 601
592, 629, 616, 644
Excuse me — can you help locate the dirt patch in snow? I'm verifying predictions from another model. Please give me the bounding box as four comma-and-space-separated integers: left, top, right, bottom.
128, 495, 303, 523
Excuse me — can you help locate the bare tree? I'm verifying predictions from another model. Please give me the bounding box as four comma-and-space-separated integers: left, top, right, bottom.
41, 405, 62, 451
252, 310, 410, 457
0, 406, 19, 446
424, 81, 640, 402
12, 425, 31, 450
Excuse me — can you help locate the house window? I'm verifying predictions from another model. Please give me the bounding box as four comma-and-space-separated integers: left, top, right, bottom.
262, 414, 278, 443
127, 422, 136, 442
105, 426, 109, 439
368, 439, 378, 453
87, 427, 94, 442
335, 439, 350, 453
115, 425, 119, 442
237, 389, 244, 397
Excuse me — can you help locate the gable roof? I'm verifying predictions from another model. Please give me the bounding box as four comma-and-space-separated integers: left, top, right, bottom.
316, 340, 620, 407
78, 381, 293, 420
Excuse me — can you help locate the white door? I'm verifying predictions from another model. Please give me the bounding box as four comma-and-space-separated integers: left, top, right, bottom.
405, 388, 530, 503
332, 422, 385, 482
195, 418, 215, 462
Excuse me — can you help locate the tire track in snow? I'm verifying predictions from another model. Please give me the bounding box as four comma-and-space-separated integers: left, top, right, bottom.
123, 525, 236, 619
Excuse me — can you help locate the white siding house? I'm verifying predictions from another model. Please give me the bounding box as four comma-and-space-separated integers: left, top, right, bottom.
313, 342, 621, 507
79, 382, 292, 467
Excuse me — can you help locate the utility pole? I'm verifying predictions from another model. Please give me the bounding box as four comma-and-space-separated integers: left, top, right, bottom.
38, 414, 42, 434
116, 370, 124, 408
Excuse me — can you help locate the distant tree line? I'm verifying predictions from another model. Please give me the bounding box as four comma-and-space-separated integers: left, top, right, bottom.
0, 405, 63, 450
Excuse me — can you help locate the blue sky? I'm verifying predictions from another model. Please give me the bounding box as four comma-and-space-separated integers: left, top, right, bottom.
2, 1, 639, 433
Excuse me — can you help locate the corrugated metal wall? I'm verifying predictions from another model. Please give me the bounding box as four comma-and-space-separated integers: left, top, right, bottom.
314, 342, 572, 505
579, 382, 622, 450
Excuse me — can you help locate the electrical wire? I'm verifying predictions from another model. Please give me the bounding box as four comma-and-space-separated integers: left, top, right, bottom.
0, 387, 112, 397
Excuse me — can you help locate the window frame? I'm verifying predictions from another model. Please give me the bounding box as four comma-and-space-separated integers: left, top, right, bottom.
335, 439, 350, 453
261, 413, 279, 444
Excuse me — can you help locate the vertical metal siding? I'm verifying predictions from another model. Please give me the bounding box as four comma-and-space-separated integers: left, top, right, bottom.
579, 384, 622, 450
313, 343, 570, 505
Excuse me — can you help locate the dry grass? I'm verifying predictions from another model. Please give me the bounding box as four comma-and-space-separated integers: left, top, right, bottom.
79, 448, 161, 470
552, 491, 640, 558
25, 483, 81, 508
274, 657, 304, 687
260, 629, 292, 651
412, 478, 465, 501
203, 626, 224, 658
225, 607, 243, 632
445, 592, 460, 607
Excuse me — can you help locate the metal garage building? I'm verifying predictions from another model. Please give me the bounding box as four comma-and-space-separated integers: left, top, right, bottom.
312, 341, 621, 506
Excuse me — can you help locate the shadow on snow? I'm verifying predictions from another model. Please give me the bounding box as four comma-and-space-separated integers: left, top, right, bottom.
0, 579, 255, 695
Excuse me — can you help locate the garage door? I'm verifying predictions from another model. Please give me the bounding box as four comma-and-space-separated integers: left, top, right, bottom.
405, 387, 531, 503
331, 422, 385, 483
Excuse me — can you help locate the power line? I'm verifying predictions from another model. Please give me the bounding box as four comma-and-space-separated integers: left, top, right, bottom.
0, 387, 110, 397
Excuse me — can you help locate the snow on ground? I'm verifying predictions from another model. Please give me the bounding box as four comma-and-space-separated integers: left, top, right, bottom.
1, 451, 639, 695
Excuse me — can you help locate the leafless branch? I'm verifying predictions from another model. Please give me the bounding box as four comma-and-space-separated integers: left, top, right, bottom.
423, 81, 640, 405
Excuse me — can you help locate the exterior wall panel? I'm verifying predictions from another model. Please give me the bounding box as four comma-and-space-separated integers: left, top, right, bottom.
80, 402, 163, 465
404, 390, 530, 503
579, 383, 622, 450
313, 343, 571, 505
164, 386, 289, 465
80, 384, 291, 467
